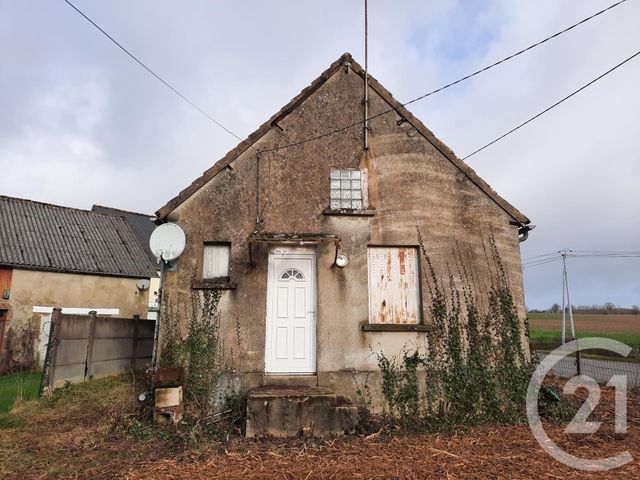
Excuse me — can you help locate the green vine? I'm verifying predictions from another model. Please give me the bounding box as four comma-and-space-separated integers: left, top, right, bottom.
376, 231, 531, 428
160, 289, 222, 413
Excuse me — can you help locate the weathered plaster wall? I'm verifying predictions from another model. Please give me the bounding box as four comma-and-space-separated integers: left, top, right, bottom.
0, 269, 149, 373
160, 59, 528, 409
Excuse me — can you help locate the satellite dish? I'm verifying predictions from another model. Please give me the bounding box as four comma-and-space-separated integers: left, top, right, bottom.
136, 279, 150, 291
149, 223, 186, 262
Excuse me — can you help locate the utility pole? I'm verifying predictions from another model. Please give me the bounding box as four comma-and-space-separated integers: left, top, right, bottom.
559, 248, 575, 344
363, 0, 369, 150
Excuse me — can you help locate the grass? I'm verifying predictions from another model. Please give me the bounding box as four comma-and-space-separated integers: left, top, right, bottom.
0, 371, 41, 413
529, 329, 640, 346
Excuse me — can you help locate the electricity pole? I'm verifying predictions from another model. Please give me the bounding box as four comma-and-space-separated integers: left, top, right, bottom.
559, 248, 575, 344
363, 0, 369, 150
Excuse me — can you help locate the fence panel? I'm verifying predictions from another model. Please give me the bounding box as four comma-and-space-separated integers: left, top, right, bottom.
42, 309, 154, 391
531, 340, 640, 389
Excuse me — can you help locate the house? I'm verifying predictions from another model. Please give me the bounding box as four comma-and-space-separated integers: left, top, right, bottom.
154, 53, 532, 412
91, 205, 161, 319
0, 196, 156, 373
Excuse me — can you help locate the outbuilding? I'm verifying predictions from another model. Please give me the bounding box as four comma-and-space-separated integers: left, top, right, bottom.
0, 196, 155, 373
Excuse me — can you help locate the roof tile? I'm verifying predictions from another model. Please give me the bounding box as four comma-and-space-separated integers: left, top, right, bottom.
0, 196, 155, 278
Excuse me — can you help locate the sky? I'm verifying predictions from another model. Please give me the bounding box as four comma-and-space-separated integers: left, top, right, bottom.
1, 0, 639, 309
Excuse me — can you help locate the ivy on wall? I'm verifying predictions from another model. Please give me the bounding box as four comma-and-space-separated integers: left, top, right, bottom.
159, 289, 222, 413
375, 231, 531, 428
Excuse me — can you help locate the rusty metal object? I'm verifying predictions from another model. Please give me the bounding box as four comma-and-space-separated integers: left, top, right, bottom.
152, 366, 186, 386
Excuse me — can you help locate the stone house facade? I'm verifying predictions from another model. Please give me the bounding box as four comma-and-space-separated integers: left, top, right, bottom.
155, 53, 532, 408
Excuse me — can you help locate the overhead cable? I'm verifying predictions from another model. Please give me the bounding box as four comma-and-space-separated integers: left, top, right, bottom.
62, 0, 252, 148
261, 0, 629, 153
461, 48, 640, 160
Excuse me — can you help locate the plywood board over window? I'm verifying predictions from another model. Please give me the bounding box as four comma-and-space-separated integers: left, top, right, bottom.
368, 247, 421, 324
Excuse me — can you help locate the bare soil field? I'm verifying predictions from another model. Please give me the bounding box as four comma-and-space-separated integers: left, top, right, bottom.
0, 377, 638, 479
528, 313, 640, 335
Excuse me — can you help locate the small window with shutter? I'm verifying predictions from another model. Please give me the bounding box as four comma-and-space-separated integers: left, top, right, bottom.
202, 243, 231, 279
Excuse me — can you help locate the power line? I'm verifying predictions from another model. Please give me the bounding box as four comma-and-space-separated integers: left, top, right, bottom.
522, 251, 560, 261
571, 250, 640, 255
567, 254, 640, 258
62, 0, 250, 148
523, 257, 562, 269
522, 251, 640, 268
461, 48, 640, 160
262, 0, 628, 153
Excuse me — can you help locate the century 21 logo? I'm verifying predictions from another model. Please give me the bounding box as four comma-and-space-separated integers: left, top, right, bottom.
526, 338, 633, 472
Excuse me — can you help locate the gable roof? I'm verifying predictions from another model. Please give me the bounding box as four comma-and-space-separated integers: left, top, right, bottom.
156, 53, 529, 225
0, 196, 156, 278
91, 205, 158, 267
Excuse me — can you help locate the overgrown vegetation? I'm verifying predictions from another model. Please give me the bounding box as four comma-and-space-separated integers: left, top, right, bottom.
374, 232, 532, 429
160, 289, 224, 414
0, 370, 40, 413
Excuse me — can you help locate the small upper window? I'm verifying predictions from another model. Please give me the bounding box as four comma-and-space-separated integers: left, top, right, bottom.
330, 169, 363, 210
203, 243, 230, 279
280, 268, 304, 280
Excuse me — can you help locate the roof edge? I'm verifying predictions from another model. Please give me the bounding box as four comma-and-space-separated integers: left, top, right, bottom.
91, 204, 153, 218
155, 52, 354, 219
344, 60, 530, 225
155, 52, 529, 225
0, 262, 156, 279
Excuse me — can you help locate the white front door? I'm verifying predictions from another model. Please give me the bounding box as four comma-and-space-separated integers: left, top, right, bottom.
265, 246, 316, 374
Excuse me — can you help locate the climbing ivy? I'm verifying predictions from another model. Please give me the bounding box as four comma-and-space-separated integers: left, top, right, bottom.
160, 289, 222, 413
376, 231, 532, 428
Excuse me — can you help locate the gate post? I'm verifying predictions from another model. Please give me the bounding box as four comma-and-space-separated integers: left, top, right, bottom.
131, 314, 140, 371
84, 310, 97, 381
40, 307, 62, 395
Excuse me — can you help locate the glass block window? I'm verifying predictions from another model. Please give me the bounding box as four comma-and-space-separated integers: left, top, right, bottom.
330, 169, 363, 210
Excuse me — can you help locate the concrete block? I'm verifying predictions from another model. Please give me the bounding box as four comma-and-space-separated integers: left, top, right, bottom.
245, 386, 358, 438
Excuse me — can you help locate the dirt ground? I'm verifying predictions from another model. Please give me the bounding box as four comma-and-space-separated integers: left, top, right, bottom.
0, 377, 638, 479
528, 313, 640, 335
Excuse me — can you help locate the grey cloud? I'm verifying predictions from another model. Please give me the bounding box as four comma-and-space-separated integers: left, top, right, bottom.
1, 0, 638, 308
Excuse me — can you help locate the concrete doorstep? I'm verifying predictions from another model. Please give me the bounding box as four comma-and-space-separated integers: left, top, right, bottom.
245, 386, 359, 438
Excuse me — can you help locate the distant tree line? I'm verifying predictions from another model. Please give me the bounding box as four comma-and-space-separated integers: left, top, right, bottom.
529, 303, 640, 315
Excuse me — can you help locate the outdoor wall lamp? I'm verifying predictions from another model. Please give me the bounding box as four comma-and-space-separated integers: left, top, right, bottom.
335, 254, 349, 268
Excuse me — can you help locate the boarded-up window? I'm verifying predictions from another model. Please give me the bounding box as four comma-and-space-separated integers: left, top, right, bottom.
203, 243, 230, 279
367, 247, 420, 324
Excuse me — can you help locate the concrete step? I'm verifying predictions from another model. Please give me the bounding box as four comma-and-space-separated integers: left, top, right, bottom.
262, 374, 318, 387
245, 385, 358, 438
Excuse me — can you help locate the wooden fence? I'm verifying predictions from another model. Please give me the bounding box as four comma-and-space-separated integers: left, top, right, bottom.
41, 308, 155, 391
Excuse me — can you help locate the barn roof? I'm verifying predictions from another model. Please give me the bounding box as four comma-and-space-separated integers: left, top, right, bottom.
0, 196, 156, 278
91, 204, 158, 267
156, 53, 529, 225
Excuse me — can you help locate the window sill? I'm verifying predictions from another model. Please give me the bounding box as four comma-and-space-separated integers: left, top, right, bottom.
323, 208, 375, 217
191, 279, 237, 290
361, 323, 431, 332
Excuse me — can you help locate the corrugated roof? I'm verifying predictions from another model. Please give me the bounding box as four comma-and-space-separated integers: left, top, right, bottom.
0, 196, 156, 278
91, 205, 158, 267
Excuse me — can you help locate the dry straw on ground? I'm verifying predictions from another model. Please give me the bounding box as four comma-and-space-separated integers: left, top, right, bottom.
0, 377, 637, 479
